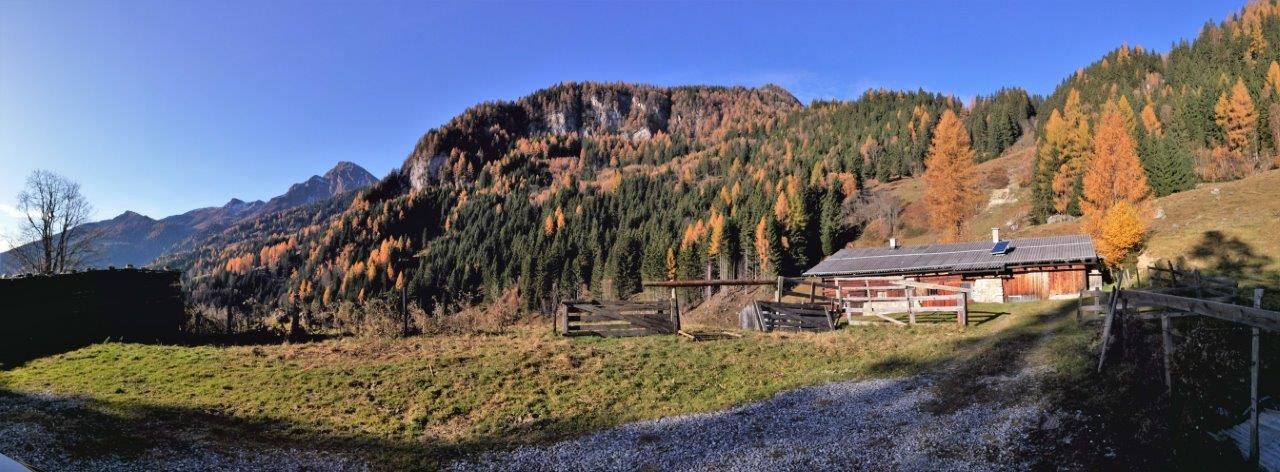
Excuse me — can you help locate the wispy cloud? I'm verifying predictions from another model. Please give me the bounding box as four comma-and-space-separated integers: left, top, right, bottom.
0, 204, 26, 219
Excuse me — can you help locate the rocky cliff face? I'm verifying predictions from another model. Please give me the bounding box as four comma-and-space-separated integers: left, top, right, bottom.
404, 82, 800, 189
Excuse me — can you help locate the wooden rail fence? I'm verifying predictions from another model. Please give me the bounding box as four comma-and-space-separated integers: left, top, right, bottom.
752, 301, 836, 333
557, 300, 679, 337
839, 279, 970, 326
1098, 286, 1276, 469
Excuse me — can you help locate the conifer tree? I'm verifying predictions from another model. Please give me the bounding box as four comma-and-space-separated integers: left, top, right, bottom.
1142, 135, 1196, 197
1140, 103, 1163, 137
1268, 61, 1280, 98
819, 186, 843, 256
922, 109, 980, 242
1213, 77, 1254, 163
1049, 90, 1092, 214
1082, 101, 1151, 266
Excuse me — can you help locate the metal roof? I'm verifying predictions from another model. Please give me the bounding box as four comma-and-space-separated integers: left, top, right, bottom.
803, 234, 1100, 277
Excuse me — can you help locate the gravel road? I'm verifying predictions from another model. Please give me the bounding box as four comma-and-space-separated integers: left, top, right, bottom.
448, 374, 1049, 472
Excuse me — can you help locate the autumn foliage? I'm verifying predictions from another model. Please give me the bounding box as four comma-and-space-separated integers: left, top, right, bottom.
922, 109, 980, 242
1082, 101, 1151, 266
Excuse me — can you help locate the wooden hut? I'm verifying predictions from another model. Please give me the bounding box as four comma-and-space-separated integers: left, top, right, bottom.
803, 231, 1103, 310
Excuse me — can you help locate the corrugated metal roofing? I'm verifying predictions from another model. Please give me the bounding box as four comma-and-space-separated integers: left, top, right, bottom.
803, 234, 1100, 277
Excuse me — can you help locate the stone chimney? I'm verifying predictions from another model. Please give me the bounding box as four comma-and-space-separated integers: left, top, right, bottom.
992, 227, 1000, 243
889, 237, 898, 249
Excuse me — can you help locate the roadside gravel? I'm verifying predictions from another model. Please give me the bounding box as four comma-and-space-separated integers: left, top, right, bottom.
448, 374, 1049, 472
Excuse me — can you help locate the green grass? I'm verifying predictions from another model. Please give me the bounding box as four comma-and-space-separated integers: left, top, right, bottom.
0, 301, 1082, 470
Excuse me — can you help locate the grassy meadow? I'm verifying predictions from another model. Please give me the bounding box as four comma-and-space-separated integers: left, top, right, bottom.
0, 300, 1095, 469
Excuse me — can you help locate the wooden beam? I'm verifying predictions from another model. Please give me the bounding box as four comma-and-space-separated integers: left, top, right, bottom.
1121, 289, 1280, 332
897, 280, 972, 293
643, 278, 776, 287
1131, 311, 1198, 321
871, 312, 907, 326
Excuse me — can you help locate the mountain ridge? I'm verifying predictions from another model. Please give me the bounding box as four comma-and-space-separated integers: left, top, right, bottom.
0, 161, 377, 273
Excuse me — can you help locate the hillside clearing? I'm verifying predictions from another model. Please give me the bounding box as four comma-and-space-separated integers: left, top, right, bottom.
0, 301, 1117, 471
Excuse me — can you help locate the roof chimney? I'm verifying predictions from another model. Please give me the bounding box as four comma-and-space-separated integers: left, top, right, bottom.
889, 237, 898, 249
992, 227, 1000, 243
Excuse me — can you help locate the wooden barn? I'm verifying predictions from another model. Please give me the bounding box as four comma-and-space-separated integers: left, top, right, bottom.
803, 231, 1103, 311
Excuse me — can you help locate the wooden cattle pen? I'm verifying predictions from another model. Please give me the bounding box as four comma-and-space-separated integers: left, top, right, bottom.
751, 301, 836, 333
1097, 270, 1278, 469
556, 300, 679, 337
642, 277, 842, 334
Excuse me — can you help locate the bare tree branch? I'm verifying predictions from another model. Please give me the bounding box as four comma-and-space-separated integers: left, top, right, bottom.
4, 170, 99, 274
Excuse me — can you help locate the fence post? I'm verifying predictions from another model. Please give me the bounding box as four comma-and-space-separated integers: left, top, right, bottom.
1161, 314, 1173, 394
906, 286, 916, 325
958, 291, 968, 326
1077, 289, 1084, 323
557, 303, 568, 336
809, 282, 816, 303
1250, 288, 1263, 467
670, 287, 681, 333
775, 276, 783, 302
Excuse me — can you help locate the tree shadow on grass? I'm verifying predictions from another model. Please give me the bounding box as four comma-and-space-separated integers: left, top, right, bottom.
1188, 230, 1276, 283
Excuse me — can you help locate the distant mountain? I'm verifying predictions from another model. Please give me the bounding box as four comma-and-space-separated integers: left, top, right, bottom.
0, 161, 377, 273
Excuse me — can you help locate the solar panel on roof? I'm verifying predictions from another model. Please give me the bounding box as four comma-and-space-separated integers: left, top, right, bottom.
991, 240, 1011, 255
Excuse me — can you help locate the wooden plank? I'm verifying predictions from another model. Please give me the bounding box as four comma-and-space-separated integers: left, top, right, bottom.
1132, 311, 1199, 321
561, 300, 677, 336
1121, 290, 1280, 332
898, 280, 971, 293
571, 311, 671, 334
872, 312, 907, 326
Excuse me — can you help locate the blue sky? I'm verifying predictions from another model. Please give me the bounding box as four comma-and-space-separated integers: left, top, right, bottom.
0, 0, 1241, 245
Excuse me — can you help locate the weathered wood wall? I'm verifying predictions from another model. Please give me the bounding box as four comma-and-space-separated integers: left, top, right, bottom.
0, 269, 185, 366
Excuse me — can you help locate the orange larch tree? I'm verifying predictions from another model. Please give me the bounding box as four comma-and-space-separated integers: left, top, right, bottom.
1082, 100, 1152, 266
1044, 89, 1092, 214
1211, 78, 1258, 177
922, 109, 980, 242
1140, 103, 1163, 137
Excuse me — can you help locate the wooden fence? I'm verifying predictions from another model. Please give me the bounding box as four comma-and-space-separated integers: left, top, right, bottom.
753, 301, 836, 333
1077, 289, 1108, 322
1147, 261, 1237, 302
557, 300, 679, 337
1098, 286, 1276, 468
839, 279, 970, 326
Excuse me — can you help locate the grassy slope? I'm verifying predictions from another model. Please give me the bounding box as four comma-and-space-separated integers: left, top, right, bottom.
1017, 169, 1280, 284
1, 301, 1076, 470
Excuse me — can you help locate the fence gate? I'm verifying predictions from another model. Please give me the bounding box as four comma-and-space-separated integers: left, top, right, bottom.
557, 300, 678, 337
753, 301, 835, 333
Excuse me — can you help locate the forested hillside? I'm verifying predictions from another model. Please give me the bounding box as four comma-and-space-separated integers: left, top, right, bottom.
179, 1, 1280, 328
177, 82, 1033, 320
1031, 1, 1280, 222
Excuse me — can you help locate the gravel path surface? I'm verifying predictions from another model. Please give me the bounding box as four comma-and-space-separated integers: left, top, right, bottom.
448, 375, 1048, 472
